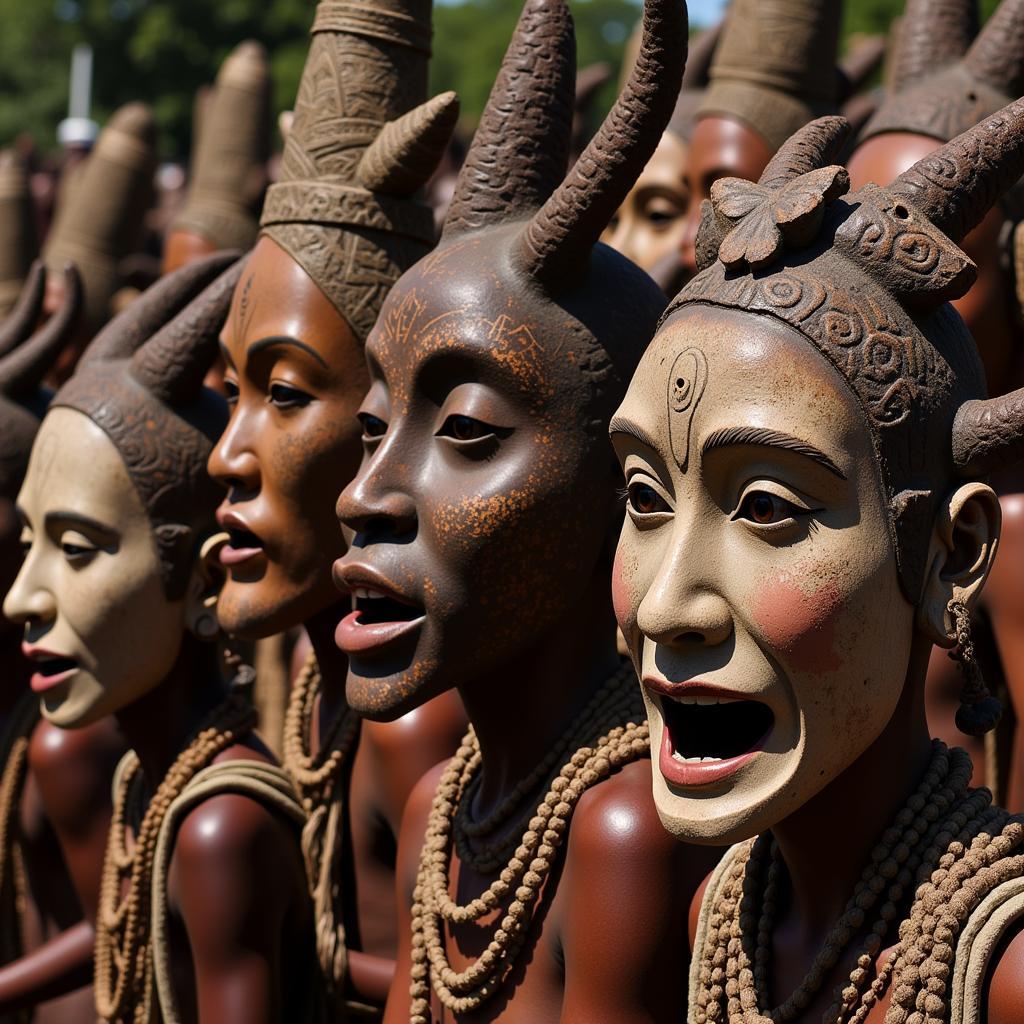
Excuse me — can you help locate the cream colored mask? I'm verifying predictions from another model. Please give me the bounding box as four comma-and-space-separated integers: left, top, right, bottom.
3, 255, 243, 728
611, 110, 1024, 845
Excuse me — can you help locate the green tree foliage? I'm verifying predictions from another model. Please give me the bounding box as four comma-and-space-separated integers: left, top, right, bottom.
0, 0, 1005, 159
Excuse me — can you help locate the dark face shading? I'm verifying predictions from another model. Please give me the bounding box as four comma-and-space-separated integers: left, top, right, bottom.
334, 0, 688, 718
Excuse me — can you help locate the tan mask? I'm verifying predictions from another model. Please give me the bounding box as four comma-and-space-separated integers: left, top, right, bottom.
611, 307, 913, 844
4, 410, 188, 727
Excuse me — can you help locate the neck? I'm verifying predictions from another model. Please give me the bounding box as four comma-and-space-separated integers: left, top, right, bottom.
462, 581, 620, 814
771, 634, 934, 937
116, 636, 228, 788
305, 599, 351, 747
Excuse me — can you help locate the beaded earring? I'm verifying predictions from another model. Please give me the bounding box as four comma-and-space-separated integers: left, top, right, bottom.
948, 598, 1002, 735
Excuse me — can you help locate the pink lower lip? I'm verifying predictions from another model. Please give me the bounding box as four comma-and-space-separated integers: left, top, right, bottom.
30, 666, 78, 694
219, 545, 263, 567
657, 717, 765, 788
334, 609, 424, 655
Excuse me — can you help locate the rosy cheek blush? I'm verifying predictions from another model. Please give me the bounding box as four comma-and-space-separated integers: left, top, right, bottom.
611, 544, 638, 634
752, 572, 842, 674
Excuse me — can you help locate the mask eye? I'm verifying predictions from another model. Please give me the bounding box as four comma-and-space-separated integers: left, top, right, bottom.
223, 379, 239, 404
627, 481, 670, 516
269, 382, 312, 409
437, 414, 508, 444
358, 413, 387, 441
735, 491, 806, 527
60, 531, 99, 562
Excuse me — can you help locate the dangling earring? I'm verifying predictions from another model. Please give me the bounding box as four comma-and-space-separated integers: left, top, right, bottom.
195, 613, 220, 641
947, 599, 1002, 736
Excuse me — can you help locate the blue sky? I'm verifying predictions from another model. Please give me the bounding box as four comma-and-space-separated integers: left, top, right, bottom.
436, 0, 730, 25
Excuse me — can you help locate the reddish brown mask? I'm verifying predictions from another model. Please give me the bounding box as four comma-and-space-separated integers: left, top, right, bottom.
334, 0, 688, 718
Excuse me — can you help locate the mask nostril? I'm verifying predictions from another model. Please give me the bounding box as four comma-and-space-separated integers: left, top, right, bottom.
679, 631, 704, 644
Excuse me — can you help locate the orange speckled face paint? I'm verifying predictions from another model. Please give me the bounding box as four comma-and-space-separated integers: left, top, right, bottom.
610, 305, 916, 846
334, 231, 627, 719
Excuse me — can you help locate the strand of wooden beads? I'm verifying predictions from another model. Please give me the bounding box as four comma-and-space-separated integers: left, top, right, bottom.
94, 693, 257, 1024
282, 652, 360, 999
409, 663, 647, 1022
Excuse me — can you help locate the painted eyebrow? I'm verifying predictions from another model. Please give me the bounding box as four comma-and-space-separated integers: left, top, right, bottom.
608, 416, 663, 454
246, 335, 328, 368
42, 510, 120, 540
701, 426, 846, 480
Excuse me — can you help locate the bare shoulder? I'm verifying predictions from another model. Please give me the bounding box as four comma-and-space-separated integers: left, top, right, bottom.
28, 716, 124, 829
985, 920, 1024, 1024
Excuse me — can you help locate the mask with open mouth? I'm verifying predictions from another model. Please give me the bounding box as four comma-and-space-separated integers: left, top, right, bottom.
3, 254, 241, 727
335, 0, 684, 719
612, 105, 1024, 844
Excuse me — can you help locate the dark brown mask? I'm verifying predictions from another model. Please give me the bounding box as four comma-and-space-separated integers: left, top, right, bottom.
334, 0, 687, 718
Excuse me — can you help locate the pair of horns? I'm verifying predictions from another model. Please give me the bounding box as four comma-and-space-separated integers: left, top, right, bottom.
703, 98, 1024, 478
893, 0, 1024, 95
79, 250, 243, 406
0, 261, 81, 398
444, 0, 688, 291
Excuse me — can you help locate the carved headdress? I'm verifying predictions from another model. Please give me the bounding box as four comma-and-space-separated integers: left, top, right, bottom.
172, 41, 271, 251
667, 107, 1024, 669
696, 0, 843, 153
43, 104, 158, 332
0, 263, 81, 498
0, 152, 37, 318
860, 0, 1023, 144
259, 0, 457, 342
51, 253, 242, 597
430, 0, 686, 380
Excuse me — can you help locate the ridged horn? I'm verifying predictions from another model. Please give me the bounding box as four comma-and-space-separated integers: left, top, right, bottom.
952, 391, 1024, 474
0, 265, 81, 397
356, 92, 459, 197
889, 95, 1024, 246
759, 116, 851, 191
964, 0, 1024, 95
131, 256, 245, 405
80, 251, 238, 365
442, 0, 576, 238
515, 0, 689, 290
0, 261, 45, 358
890, 0, 978, 92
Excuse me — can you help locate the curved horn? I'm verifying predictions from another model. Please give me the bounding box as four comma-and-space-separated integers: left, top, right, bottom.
442, 0, 576, 238
80, 250, 238, 365
131, 256, 245, 405
837, 35, 886, 100
952, 391, 1024, 474
356, 92, 460, 197
964, 0, 1024, 95
515, 0, 689, 290
889, 95, 1024, 245
0, 261, 46, 358
890, 0, 978, 92
0, 265, 81, 397
759, 116, 851, 191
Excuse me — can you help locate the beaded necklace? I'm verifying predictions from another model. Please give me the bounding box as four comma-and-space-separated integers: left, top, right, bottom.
94, 692, 257, 1024
0, 691, 38, 997
693, 742, 1024, 1024
409, 662, 648, 1021
281, 652, 360, 1000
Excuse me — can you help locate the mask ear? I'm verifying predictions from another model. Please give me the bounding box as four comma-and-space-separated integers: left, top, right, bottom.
916, 482, 1001, 645
184, 531, 229, 641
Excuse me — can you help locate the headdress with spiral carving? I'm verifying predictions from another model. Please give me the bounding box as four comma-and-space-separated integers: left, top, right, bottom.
0, 262, 81, 497
861, 0, 1024, 145
49, 253, 242, 598
259, 0, 458, 343
665, 105, 1024, 614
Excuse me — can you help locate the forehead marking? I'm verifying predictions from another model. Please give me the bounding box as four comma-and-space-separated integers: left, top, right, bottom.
234, 272, 256, 342
667, 347, 708, 472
